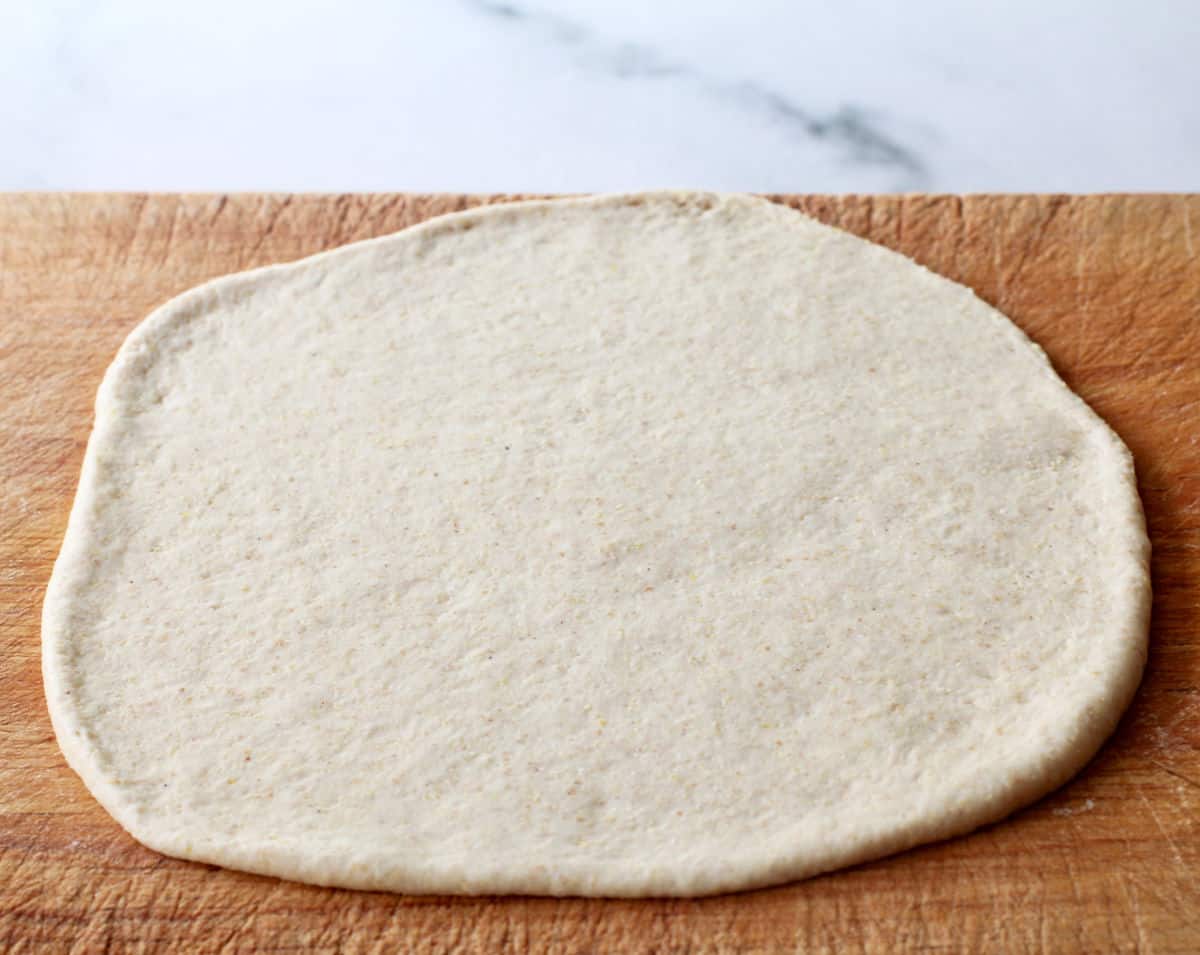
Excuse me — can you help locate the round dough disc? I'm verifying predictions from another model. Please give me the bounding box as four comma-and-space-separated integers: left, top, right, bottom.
43, 193, 1149, 897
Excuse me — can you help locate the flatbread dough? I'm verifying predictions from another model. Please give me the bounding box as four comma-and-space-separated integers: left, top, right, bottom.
43, 192, 1149, 897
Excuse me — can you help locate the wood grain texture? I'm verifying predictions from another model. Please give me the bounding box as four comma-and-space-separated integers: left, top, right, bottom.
1, 193, 1198, 954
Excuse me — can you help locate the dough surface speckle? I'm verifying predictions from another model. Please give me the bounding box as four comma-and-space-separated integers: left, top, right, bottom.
42, 192, 1150, 897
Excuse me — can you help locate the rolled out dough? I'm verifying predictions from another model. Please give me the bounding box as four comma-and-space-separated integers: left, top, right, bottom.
43, 192, 1150, 896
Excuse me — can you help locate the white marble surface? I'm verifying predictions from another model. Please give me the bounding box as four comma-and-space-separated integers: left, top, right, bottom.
5, 0, 1198, 193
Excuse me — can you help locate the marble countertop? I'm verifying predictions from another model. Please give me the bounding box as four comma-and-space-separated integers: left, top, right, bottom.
6, 0, 1198, 193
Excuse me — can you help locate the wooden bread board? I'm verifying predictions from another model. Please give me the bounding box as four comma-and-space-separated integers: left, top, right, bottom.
1, 193, 1198, 953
